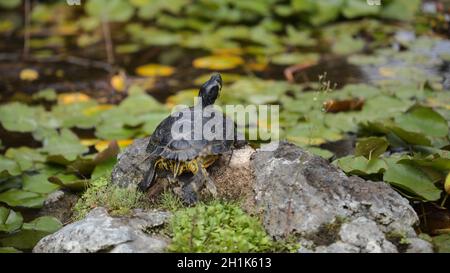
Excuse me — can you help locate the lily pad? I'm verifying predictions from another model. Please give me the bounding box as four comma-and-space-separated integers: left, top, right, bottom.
0, 207, 23, 233
32, 88, 57, 101
85, 0, 134, 22
192, 55, 244, 70
22, 172, 60, 194
355, 137, 389, 159
395, 106, 448, 138
0, 156, 21, 178
335, 156, 387, 176
383, 160, 442, 201
0, 216, 62, 250
135, 64, 175, 77
0, 247, 22, 253
0, 103, 40, 133
5, 147, 46, 172
42, 129, 89, 163
433, 234, 450, 253
48, 174, 89, 191
0, 189, 46, 208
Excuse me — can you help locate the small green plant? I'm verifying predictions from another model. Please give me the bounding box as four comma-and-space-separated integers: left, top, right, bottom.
157, 190, 184, 212
72, 176, 146, 220
168, 201, 273, 253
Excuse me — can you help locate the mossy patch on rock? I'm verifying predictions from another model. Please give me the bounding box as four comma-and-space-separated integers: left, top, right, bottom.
72, 176, 147, 220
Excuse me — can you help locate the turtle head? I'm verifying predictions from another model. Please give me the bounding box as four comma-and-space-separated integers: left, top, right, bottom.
198, 73, 222, 107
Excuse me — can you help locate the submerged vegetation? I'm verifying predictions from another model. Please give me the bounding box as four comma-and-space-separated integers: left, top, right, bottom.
0, 0, 449, 251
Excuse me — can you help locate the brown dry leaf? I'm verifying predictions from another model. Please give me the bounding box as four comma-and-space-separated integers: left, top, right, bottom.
323, 98, 365, 113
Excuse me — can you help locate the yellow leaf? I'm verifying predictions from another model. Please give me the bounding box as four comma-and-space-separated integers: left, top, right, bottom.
135, 64, 175, 77
193, 73, 241, 85
95, 139, 133, 152
80, 139, 99, 147
82, 104, 114, 116
20, 68, 39, 81
247, 61, 268, 72
111, 73, 126, 92
212, 48, 244, 55
192, 55, 244, 70
117, 139, 133, 148
57, 92, 91, 105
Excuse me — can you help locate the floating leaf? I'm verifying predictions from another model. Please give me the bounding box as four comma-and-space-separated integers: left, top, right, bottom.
192, 55, 244, 70
388, 125, 432, 146
57, 92, 92, 105
0, 247, 22, 253
22, 173, 60, 194
85, 0, 134, 22
381, 0, 420, 21
342, 0, 380, 18
135, 64, 175, 77
309, 0, 343, 26
111, 73, 127, 92
335, 156, 387, 176
355, 137, 389, 159
383, 161, 442, 201
91, 158, 117, 180
0, 156, 21, 178
0, 207, 23, 233
432, 234, 450, 253
304, 147, 334, 159
5, 147, 46, 172
32, 88, 57, 101
0, 216, 62, 250
286, 123, 342, 146
48, 175, 89, 191
52, 101, 101, 129
0, 103, 40, 132
395, 106, 448, 138
42, 129, 89, 162
0, 189, 46, 208
0, 0, 21, 9
19, 68, 39, 81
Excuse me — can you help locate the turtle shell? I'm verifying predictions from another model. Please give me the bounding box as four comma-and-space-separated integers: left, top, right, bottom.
146, 106, 236, 162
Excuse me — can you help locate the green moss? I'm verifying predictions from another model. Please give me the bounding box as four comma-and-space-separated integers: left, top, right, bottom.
156, 190, 184, 212
168, 201, 274, 253
72, 176, 146, 220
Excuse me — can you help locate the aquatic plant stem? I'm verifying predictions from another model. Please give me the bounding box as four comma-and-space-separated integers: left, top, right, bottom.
101, 16, 115, 66
23, 0, 31, 60
441, 194, 448, 208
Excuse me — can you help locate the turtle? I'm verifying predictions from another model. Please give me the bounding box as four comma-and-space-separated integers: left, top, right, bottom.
138, 73, 245, 203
